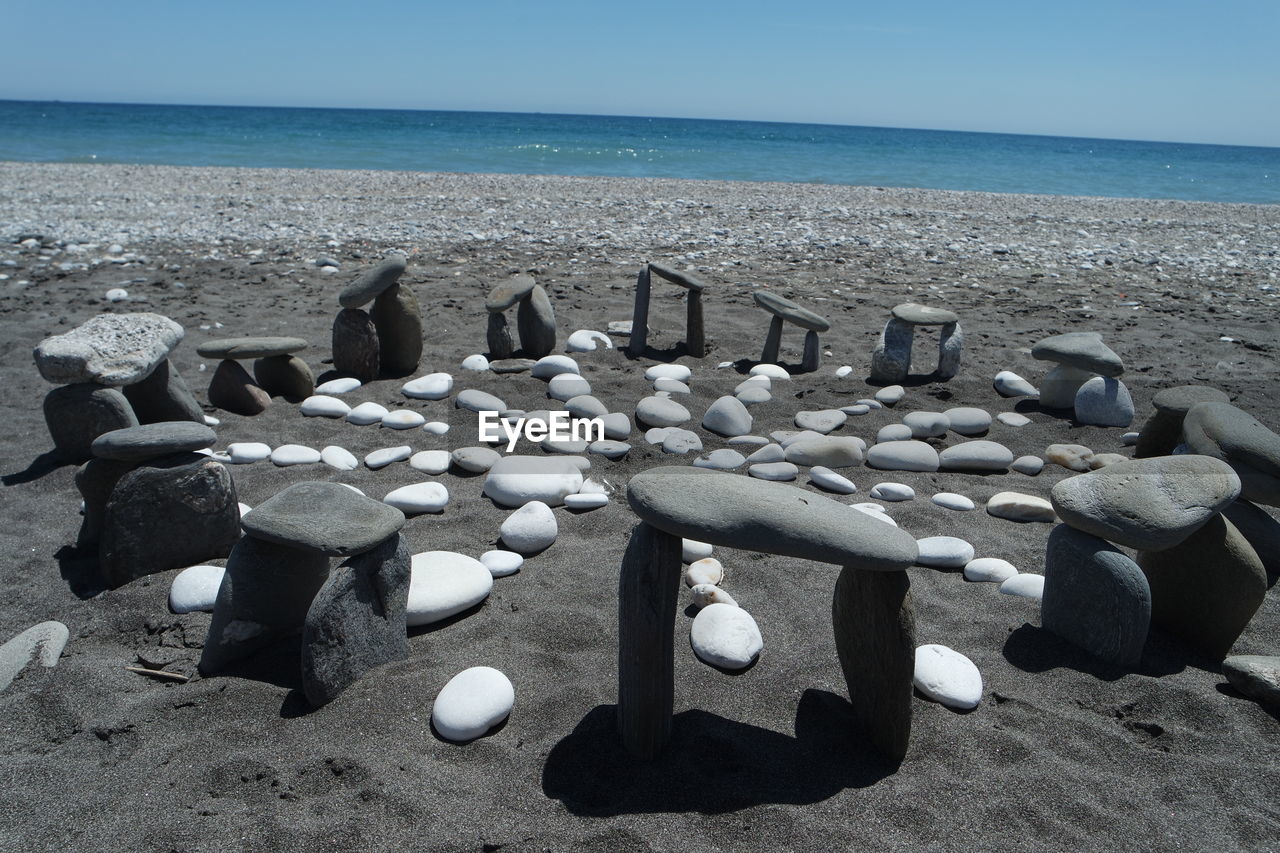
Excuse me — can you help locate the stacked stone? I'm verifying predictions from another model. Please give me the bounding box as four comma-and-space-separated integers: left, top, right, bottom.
620, 467, 919, 762
869, 303, 962, 384
199, 481, 409, 708
752, 290, 830, 372
1044, 454, 1265, 664
1030, 331, 1132, 427
485, 274, 556, 359
33, 313, 204, 461
627, 263, 707, 358
78, 422, 239, 589
1134, 385, 1230, 458
334, 254, 420, 380
197, 336, 311, 414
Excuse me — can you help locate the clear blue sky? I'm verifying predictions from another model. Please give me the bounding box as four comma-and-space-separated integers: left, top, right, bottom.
2, 0, 1276, 147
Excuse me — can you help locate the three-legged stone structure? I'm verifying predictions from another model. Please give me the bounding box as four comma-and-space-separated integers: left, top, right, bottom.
620, 467, 920, 761
486, 274, 557, 359
869, 303, 962, 384
752, 291, 830, 372
627, 263, 707, 357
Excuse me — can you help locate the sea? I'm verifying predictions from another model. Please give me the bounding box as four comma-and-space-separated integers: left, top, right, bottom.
1, 100, 1277, 205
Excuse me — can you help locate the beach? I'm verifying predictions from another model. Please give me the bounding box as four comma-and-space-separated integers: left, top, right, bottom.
1, 162, 1279, 851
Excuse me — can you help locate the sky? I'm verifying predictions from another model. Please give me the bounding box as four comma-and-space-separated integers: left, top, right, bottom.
1, 0, 1276, 147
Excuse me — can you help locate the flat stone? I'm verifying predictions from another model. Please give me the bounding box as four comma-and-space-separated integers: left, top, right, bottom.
601, 412, 632, 439
547, 374, 591, 402
407, 551, 493, 626
932, 492, 975, 511
648, 262, 706, 291
1152, 384, 1230, 415
784, 436, 864, 468
1000, 574, 1045, 600
627, 466, 919, 570
841, 403, 871, 416
402, 372, 453, 400
1222, 656, 1280, 711
300, 395, 351, 418
749, 363, 791, 380
366, 446, 413, 469
501, 501, 558, 554
877, 424, 914, 443
168, 564, 225, 613
227, 442, 271, 464
1011, 455, 1045, 475
490, 358, 537, 374
749, 461, 799, 481
1074, 377, 1135, 428
1042, 525, 1150, 668
997, 412, 1031, 427
196, 336, 308, 359
691, 603, 762, 670
454, 388, 505, 414
346, 401, 389, 425
242, 481, 405, 556
964, 558, 1017, 583
794, 409, 847, 434
913, 644, 982, 709
91, 421, 215, 462
1046, 443, 1095, 472
644, 363, 691, 382
1049, 455, 1242, 550
565, 395, 608, 419
652, 377, 690, 394
316, 377, 361, 394
431, 666, 514, 742
1031, 331, 1124, 376
944, 407, 992, 435
809, 466, 857, 494
636, 396, 691, 428
270, 444, 321, 466
385, 482, 449, 514
0, 622, 69, 692
486, 274, 537, 312
727, 435, 769, 448
746, 443, 785, 464
381, 409, 426, 429
34, 313, 184, 386
692, 448, 746, 470
871, 483, 914, 502
915, 536, 974, 569
903, 411, 950, 438
993, 370, 1039, 398
866, 441, 939, 472
339, 253, 407, 308
1182, 402, 1280, 506
753, 290, 830, 331
891, 303, 958, 325
564, 492, 608, 510
410, 450, 451, 474
661, 429, 702, 455
321, 445, 358, 470
691, 584, 738, 609
736, 385, 771, 405
565, 329, 612, 353
987, 491, 1056, 523
589, 440, 632, 459
481, 549, 523, 577
939, 440, 1014, 473
875, 385, 905, 407
685, 557, 724, 586
453, 446, 502, 473
531, 355, 580, 379
483, 455, 585, 507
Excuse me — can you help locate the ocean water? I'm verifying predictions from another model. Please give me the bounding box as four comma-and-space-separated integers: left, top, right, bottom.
1, 100, 1277, 204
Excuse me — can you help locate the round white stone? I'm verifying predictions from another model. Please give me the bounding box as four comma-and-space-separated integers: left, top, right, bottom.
993, 370, 1039, 398
746, 443, 785, 464
685, 557, 724, 587
874, 385, 905, 406
382, 409, 427, 429
407, 551, 493, 626
682, 539, 713, 563
914, 644, 983, 710
944, 407, 992, 435
366, 446, 412, 469
384, 482, 449, 514
1011, 455, 1045, 475
402, 373, 453, 400
932, 492, 975, 511
866, 440, 940, 472
226, 442, 271, 464
483, 456, 584, 507
876, 424, 914, 443
320, 445, 358, 470
691, 604, 763, 670
835, 365, 853, 378
431, 666, 514, 742
566, 329, 613, 352
168, 564, 224, 613
105, 287, 128, 302
644, 363, 692, 382
564, 492, 608, 510
270, 444, 321, 466
315, 377, 361, 394
346, 401, 389, 425
915, 536, 975, 568
480, 549, 523, 577
409, 450, 451, 474
1000, 574, 1045, 600
691, 584, 738, 609
809, 466, 857, 494
997, 412, 1031, 427
749, 363, 790, 380
547, 373, 591, 401
987, 491, 1056, 523
500, 501, 558, 554
870, 482, 915, 502
531, 355, 580, 378
748, 462, 799, 481
300, 395, 351, 418
964, 557, 1019, 583
461, 353, 490, 371
422, 421, 450, 435
653, 377, 691, 394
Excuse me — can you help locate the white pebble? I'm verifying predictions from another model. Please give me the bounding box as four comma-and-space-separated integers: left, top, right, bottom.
346, 401, 389, 425
685, 557, 724, 587
1010, 455, 1045, 475
382, 410, 426, 429
422, 421, 450, 435
531, 355, 580, 378
402, 373, 453, 400
874, 385, 905, 406
315, 377, 362, 394
408, 552, 492, 626
226, 442, 271, 464
320, 445, 358, 470
690, 584, 738, 609
644, 363, 691, 382
997, 412, 1031, 427
384, 482, 449, 514
914, 644, 983, 709
300, 395, 351, 418
870, 482, 914, 502
564, 493, 608, 510
691, 603, 762, 670
682, 539, 713, 563
932, 492, 975, 511
105, 287, 128, 302
566, 329, 613, 352
365, 446, 412, 469
1000, 574, 1045, 600
461, 354, 490, 371
915, 536, 975, 568
409, 449, 451, 474
431, 666, 514, 742
835, 365, 853, 378
270, 444, 320, 466
749, 363, 790, 380
964, 558, 1019, 583
500, 501, 558, 554
809, 466, 857, 494
168, 565, 224, 613
480, 549, 523, 577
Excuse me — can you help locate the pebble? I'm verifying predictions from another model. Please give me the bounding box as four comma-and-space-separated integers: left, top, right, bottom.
1074, 376, 1135, 428
1011, 455, 1044, 475
685, 557, 725, 586
834, 365, 853, 378
746, 443, 785, 464
1222, 656, 1280, 711
736, 384, 772, 405
645, 427, 674, 445
384, 481, 449, 514
1046, 443, 1095, 472
1121, 431, 1140, 446
320, 445, 359, 470
986, 491, 1056, 523
588, 440, 632, 459
1000, 574, 1045, 600
690, 584, 738, 609
409, 450, 451, 474
944, 407, 992, 435
564, 493, 608, 510
727, 435, 770, 448
227, 441, 272, 464
915, 536, 975, 568
856, 399, 884, 410
690, 604, 763, 670
784, 436, 865, 468
423, 421, 450, 435
346, 401, 389, 425
431, 666, 515, 742
794, 409, 847, 433
407, 552, 494, 626
601, 412, 632, 439
661, 428, 703, 455
997, 412, 1031, 427
932, 492, 975, 511
841, 403, 871, 416
382, 409, 427, 429
548, 373, 591, 401
401, 373, 454, 400
866, 440, 940, 472
871, 482, 915, 502
315, 377, 361, 394
903, 411, 950, 438
874, 385, 905, 406
734, 376, 770, 394
938, 440, 1014, 472
993, 370, 1039, 398
702, 395, 754, 437
749, 363, 790, 380
0, 622, 69, 691
692, 448, 746, 470
105, 287, 128, 302
452, 446, 502, 473
531, 355, 580, 378
300, 395, 351, 418
168, 564, 225, 613
455, 389, 506, 414
749, 461, 799, 481
653, 377, 690, 394
964, 557, 1018, 583
270, 444, 321, 466
366, 446, 412, 469
682, 539, 713, 563
644, 363, 692, 382
461, 353, 490, 371
636, 396, 691, 428
913, 644, 983, 710
565, 329, 612, 352
500, 501, 558, 553
809, 466, 857, 494
480, 549, 523, 577
876, 424, 914, 443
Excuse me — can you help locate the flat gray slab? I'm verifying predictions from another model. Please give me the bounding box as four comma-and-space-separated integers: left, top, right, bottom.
91, 421, 217, 462
196, 336, 309, 359
241, 481, 405, 556
486, 274, 537, 312
34, 312, 184, 386
1031, 331, 1123, 376
891, 303, 958, 325
752, 291, 830, 332
338, 254, 407, 308
647, 262, 705, 291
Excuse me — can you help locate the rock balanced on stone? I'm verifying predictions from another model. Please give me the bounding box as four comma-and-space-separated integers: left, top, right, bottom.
621, 466, 919, 762
1031, 331, 1132, 427
752, 290, 830, 372
334, 254, 420, 379
869, 303, 962, 385
80, 421, 240, 589
485, 274, 557, 359
1134, 385, 1230, 458
197, 336, 312, 414
200, 481, 409, 707
627, 263, 707, 358
33, 312, 204, 461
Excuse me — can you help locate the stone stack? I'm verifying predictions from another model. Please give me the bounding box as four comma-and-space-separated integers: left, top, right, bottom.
1045, 454, 1264, 663
197, 336, 312, 414
34, 313, 203, 461
79, 422, 240, 589
1030, 331, 1132, 426
627, 263, 707, 358
1134, 385, 1230, 458
752, 290, 830, 372
200, 481, 409, 708
869, 303, 962, 384
334, 254, 419, 379
485, 274, 556, 359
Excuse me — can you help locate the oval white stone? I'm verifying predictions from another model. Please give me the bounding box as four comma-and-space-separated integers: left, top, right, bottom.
548, 373, 591, 401
315, 377, 361, 394
835, 365, 853, 378
644, 363, 692, 382
300, 395, 351, 418
691, 603, 763, 670
480, 549, 524, 577
431, 666, 514, 742
685, 557, 724, 587
566, 329, 613, 352
366, 446, 412, 469
409, 449, 451, 474
407, 551, 493, 626
422, 421, 450, 435
168, 564, 224, 613
270, 444, 321, 466
382, 409, 427, 429
963, 557, 1019, 583
461, 353, 489, 371
531, 355, 580, 378
997, 412, 1031, 427
1000, 573, 1045, 600
870, 482, 914, 502
346, 401, 389, 425
809, 466, 857, 494
384, 482, 449, 514
932, 492, 975, 511
749, 363, 790, 380
987, 491, 1056, 523
914, 644, 983, 709
690, 584, 738, 609
682, 539, 713, 563
402, 373, 453, 400
320, 445, 359, 470
915, 536, 975, 568
564, 492, 608, 510
227, 442, 272, 464
874, 385, 905, 406
500, 501, 558, 554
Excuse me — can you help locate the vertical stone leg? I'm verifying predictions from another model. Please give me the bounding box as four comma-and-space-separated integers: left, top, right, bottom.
1134, 410, 1182, 458
208, 359, 272, 415
1038, 364, 1094, 411
370, 282, 424, 375
124, 358, 205, 424
516, 284, 557, 358
801, 330, 821, 373
937, 321, 962, 380
74, 458, 135, 548
487, 312, 514, 359
253, 355, 314, 401
685, 289, 705, 358
761, 316, 784, 364
628, 266, 652, 357
617, 521, 683, 759
869, 318, 914, 384
832, 566, 915, 762
332, 308, 381, 382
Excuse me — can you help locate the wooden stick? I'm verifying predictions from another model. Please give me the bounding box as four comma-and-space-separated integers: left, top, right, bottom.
125, 665, 190, 682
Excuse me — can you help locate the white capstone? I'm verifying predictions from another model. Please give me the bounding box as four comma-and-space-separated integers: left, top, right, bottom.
320, 445, 359, 470
915, 536, 975, 568
168, 565, 224, 613
500, 501, 558, 553
431, 666, 514, 742
300, 395, 351, 418
914, 644, 983, 710
402, 373, 453, 400
691, 604, 763, 670
407, 551, 493, 626
964, 557, 1019, 583
480, 549, 523, 577
384, 482, 449, 514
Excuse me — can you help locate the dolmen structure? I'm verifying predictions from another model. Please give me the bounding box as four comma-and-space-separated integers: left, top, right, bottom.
627, 263, 707, 358
77, 421, 240, 589
198, 336, 312, 415
869, 303, 962, 384
621, 467, 919, 762
1134, 384, 1230, 458
199, 482, 410, 708
333, 253, 421, 380
752, 290, 829, 372
1031, 331, 1132, 427
486, 274, 557, 359
33, 312, 205, 461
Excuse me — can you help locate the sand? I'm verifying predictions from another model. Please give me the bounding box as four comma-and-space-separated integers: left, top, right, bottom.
1, 163, 1279, 851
